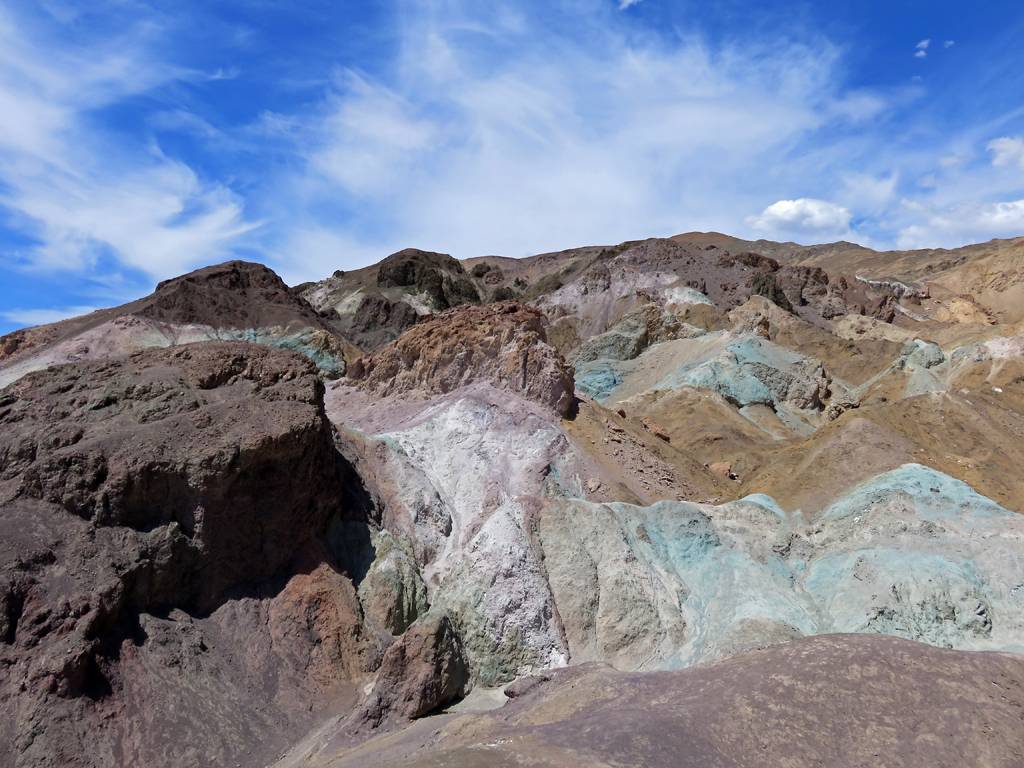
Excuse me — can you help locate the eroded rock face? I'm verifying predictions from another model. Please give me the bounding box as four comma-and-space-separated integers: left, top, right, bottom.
341, 294, 421, 350
5, 231, 1024, 768
349, 612, 468, 729
0, 342, 378, 767
140, 261, 325, 329
537, 464, 1024, 670
376, 249, 480, 310
1, 343, 347, 610
573, 303, 703, 364
357, 530, 429, 635
346, 302, 576, 417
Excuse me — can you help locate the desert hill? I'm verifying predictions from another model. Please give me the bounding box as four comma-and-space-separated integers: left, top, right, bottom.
2, 231, 1024, 767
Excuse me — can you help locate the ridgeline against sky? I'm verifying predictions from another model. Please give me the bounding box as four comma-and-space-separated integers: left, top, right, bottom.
1, 0, 1023, 333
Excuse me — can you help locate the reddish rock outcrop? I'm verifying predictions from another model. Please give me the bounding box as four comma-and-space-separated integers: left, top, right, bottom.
346, 301, 576, 416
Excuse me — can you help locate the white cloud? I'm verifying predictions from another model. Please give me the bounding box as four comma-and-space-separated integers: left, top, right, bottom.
311, 73, 440, 197
748, 198, 853, 240
988, 136, 1024, 170
0, 6, 257, 283
914, 50, 927, 59
261, 3, 891, 275
618, 0, 642, 8
916, 39, 931, 50
841, 172, 898, 212
897, 198, 1024, 248
8, 161, 258, 278
0, 305, 103, 326
944, 40, 955, 48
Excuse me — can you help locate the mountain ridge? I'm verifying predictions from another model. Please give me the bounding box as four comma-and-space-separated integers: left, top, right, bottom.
2, 229, 1024, 767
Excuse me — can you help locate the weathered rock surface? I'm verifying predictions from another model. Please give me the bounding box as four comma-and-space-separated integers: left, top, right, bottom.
347, 612, 468, 730
576, 330, 834, 420
307, 634, 1024, 768
538, 464, 1024, 670
0, 261, 358, 389
326, 392, 579, 686
299, 248, 485, 351
4, 229, 1024, 768
357, 530, 429, 635
346, 301, 575, 417
0, 342, 379, 768
375, 249, 480, 310
573, 302, 703, 364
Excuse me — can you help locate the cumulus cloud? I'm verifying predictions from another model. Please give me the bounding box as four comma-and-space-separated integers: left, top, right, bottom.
618, 0, 643, 8
988, 136, 1024, 170
747, 198, 853, 240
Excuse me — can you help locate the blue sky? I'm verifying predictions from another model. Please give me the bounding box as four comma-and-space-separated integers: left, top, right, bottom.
1, 0, 1023, 333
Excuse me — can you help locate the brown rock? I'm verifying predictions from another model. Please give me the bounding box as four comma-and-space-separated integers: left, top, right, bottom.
346, 301, 576, 416
0, 342, 376, 768
503, 672, 551, 699
351, 612, 468, 729
331, 634, 1024, 768
376, 248, 480, 310
642, 419, 672, 442
709, 461, 738, 481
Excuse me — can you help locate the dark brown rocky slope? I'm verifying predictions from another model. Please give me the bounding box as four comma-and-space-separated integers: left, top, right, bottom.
0, 342, 383, 767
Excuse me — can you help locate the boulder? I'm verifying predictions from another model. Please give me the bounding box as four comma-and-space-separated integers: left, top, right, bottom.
351, 612, 469, 729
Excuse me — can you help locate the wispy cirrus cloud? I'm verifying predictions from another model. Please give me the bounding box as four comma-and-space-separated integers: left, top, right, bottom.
259, 1, 896, 276
0, 4, 257, 286
2, 0, 1024, 333
988, 136, 1024, 170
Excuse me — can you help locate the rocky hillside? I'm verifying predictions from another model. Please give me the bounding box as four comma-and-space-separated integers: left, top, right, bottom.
295, 634, 1024, 768
2, 232, 1024, 767
0, 261, 359, 389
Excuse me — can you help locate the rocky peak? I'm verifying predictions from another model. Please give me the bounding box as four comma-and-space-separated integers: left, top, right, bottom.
376, 248, 480, 310
140, 260, 323, 329
346, 301, 575, 416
